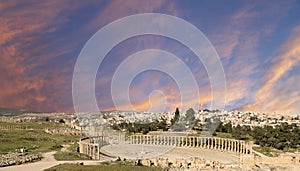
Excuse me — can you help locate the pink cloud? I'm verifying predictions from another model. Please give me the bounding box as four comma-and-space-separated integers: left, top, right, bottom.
244, 25, 300, 114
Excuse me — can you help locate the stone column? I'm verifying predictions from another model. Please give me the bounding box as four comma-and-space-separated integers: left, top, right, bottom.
213, 138, 217, 150
165, 136, 168, 145
86, 144, 88, 155
200, 137, 203, 148
249, 141, 253, 154
79, 142, 83, 153
139, 135, 142, 144
131, 136, 134, 144
88, 145, 91, 157
167, 136, 169, 145
220, 139, 223, 150
237, 141, 240, 154
160, 136, 163, 145
96, 145, 99, 160
207, 138, 210, 149
174, 136, 176, 146
92, 145, 96, 159
241, 142, 244, 154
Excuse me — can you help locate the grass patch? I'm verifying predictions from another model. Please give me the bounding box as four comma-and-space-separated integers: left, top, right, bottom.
54, 143, 90, 161
214, 132, 233, 139
253, 146, 280, 157
45, 163, 163, 171
0, 122, 81, 154
54, 151, 90, 161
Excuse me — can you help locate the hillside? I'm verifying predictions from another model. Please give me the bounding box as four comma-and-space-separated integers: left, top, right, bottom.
0, 108, 40, 116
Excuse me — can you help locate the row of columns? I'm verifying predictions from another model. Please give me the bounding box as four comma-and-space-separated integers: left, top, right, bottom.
78, 138, 100, 160
129, 135, 252, 155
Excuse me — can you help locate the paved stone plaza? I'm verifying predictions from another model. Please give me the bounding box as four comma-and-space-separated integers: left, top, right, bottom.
102, 143, 239, 164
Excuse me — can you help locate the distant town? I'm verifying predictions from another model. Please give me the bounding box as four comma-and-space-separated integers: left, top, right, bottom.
1, 108, 300, 170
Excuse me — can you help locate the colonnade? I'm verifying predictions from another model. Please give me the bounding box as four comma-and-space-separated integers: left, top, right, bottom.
129, 135, 252, 155
78, 137, 100, 159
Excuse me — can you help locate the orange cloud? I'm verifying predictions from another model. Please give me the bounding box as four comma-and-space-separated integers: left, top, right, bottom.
244, 25, 300, 114
0, 1, 77, 112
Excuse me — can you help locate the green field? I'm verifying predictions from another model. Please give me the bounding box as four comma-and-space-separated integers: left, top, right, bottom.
45, 163, 164, 171
0, 122, 81, 154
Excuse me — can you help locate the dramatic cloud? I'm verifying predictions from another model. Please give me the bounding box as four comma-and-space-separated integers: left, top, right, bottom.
0, 1, 299, 114
243, 25, 300, 114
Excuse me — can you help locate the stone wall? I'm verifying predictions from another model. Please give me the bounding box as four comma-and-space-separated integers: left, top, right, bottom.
0, 153, 41, 167
44, 128, 82, 136
134, 157, 231, 170
255, 154, 300, 165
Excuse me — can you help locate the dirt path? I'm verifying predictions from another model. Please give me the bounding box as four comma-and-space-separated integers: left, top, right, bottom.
0, 151, 112, 171
0, 151, 62, 171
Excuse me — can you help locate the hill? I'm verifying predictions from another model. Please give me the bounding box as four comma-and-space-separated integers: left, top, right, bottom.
0, 108, 40, 116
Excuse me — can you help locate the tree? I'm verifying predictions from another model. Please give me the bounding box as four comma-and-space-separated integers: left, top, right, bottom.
186, 108, 195, 121
171, 107, 180, 125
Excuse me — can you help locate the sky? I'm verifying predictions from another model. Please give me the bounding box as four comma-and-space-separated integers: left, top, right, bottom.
0, 0, 299, 114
